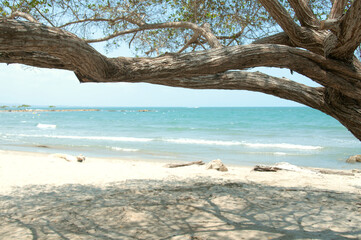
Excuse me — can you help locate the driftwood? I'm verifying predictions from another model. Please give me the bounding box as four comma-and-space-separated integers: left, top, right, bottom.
253, 165, 282, 172
52, 153, 86, 163
164, 160, 205, 168
316, 169, 354, 176
253, 163, 355, 176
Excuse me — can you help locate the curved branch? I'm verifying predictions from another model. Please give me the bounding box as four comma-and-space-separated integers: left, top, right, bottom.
9, 11, 38, 23
144, 71, 326, 111
287, 0, 319, 28
85, 21, 222, 49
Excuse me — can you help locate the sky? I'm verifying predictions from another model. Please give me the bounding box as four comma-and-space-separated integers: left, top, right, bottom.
0, 43, 319, 107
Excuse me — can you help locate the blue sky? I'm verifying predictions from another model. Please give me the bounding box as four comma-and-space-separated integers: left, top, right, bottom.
0, 43, 318, 107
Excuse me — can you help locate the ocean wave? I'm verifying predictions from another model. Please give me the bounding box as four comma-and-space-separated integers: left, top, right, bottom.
164, 138, 322, 150
37, 124, 56, 129
108, 147, 139, 152
17, 134, 152, 142
243, 143, 323, 150
164, 138, 241, 146
8, 133, 323, 150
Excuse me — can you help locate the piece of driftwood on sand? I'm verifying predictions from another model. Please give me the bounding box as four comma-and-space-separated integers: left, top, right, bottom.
164, 160, 205, 168
254, 162, 355, 176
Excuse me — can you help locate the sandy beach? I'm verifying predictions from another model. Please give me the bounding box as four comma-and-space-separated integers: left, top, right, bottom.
1, 150, 361, 239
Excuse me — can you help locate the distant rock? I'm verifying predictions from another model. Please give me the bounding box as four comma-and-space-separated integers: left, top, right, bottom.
205, 159, 228, 172
346, 155, 361, 163
76, 154, 86, 162
52, 153, 86, 163
138, 109, 151, 112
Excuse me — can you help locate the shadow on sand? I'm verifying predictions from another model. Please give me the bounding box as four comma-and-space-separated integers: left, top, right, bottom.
1, 177, 361, 239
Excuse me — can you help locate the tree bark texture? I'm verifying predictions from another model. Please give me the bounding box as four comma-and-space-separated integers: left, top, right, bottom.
1, 0, 361, 143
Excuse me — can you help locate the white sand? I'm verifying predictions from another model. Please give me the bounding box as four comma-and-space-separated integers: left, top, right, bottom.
1, 150, 361, 239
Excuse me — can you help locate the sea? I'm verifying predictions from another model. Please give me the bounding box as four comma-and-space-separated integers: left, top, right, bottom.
0, 107, 360, 169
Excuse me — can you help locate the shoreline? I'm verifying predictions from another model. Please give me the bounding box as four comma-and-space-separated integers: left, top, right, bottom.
1, 149, 360, 194
1, 150, 361, 239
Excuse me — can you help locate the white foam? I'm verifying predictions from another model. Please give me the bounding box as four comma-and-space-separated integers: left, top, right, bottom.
164, 138, 322, 150
37, 124, 56, 129
165, 138, 241, 146
18, 134, 152, 142
273, 152, 288, 155
110, 147, 139, 152
243, 143, 322, 150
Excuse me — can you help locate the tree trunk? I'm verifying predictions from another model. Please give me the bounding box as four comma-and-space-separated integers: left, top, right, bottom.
323, 88, 361, 141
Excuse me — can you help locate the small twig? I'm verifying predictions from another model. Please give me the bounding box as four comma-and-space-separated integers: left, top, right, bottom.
129, 32, 138, 48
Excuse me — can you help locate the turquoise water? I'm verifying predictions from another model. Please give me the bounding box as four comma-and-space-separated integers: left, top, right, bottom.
0, 107, 360, 169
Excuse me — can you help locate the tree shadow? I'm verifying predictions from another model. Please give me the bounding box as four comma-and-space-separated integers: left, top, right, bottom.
1, 177, 361, 239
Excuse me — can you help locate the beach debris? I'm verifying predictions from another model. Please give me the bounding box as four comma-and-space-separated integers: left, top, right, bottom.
52, 153, 86, 163
205, 159, 228, 172
316, 168, 354, 176
36, 145, 50, 148
76, 154, 86, 162
346, 155, 361, 163
253, 165, 281, 172
254, 162, 315, 174
254, 162, 355, 176
164, 160, 204, 168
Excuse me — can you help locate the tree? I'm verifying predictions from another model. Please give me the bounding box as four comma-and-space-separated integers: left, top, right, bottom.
17, 104, 31, 108
1, 0, 361, 141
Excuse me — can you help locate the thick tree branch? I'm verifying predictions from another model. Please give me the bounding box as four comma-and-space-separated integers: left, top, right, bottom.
329, 0, 347, 19
258, 0, 324, 54
328, 0, 361, 61
258, 0, 302, 40
85, 21, 222, 49
145, 71, 326, 111
0, 19, 115, 82
288, 0, 320, 28
252, 32, 294, 46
